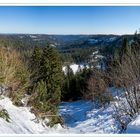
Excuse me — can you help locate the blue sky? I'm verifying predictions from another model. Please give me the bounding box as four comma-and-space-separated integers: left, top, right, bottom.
0, 6, 140, 34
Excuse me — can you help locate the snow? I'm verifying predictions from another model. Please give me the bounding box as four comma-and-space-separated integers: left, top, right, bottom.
0, 96, 119, 134
95, 55, 104, 59
63, 63, 104, 75
0, 88, 138, 134
88, 39, 98, 44
0, 84, 8, 94
0, 97, 66, 134
92, 50, 98, 55
127, 115, 140, 133
29, 35, 37, 39
59, 100, 93, 127
62, 64, 84, 74
59, 100, 119, 134
88, 37, 117, 44
107, 37, 117, 42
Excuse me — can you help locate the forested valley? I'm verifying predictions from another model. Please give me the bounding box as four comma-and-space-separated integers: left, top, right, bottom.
0, 32, 140, 133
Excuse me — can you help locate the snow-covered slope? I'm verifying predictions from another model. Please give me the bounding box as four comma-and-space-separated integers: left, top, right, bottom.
59, 100, 119, 134
0, 97, 66, 134
0, 96, 120, 134
127, 115, 140, 133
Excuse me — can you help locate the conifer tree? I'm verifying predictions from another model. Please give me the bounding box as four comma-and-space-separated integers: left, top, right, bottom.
39, 46, 63, 108
28, 45, 63, 126
29, 47, 42, 85
61, 65, 74, 101
131, 31, 140, 53
30, 47, 42, 69
113, 37, 130, 64
61, 66, 92, 101
121, 37, 130, 57
65, 64, 74, 80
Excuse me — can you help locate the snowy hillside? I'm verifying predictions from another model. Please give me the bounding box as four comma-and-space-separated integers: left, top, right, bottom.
127, 115, 140, 133
0, 92, 139, 134
59, 100, 119, 134
0, 71, 137, 134
0, 95, 120, 134
0, 97, 66, 134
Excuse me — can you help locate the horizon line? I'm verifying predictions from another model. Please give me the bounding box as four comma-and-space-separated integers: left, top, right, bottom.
0, 32, 135, 36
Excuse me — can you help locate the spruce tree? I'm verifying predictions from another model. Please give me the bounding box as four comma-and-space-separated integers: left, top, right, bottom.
113, 37, 130, 64
30, 47, 42, 68
39, 46, 63, 108
121, 38, 130, 55
65, 64, 74, 78
28, 45, 63, 126
62, 66, 92, 101
61, 65, 74, 101
132, 31, 140, 53
29, 47, 42, 86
